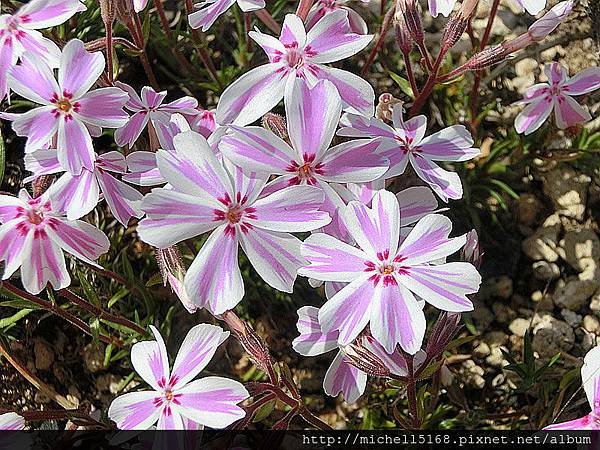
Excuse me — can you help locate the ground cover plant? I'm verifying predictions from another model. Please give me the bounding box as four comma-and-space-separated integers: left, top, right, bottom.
0, 0, 599, 435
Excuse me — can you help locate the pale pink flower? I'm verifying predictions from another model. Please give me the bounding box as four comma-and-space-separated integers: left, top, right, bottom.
544, 346, 600, 430
137, 130, 331, 314
515, 62, 600, 135
189, 0, 265, 32
292, 306, 409, 403
5, 39, 129, 175
0, 0, 85, 99
339, 104, 480, 201
0, 412, 24, 430
108, 324, 248, 429
133, 0, 149, 12
114, 83, 199, 147
24, 150, 143, 226
216, 11, 374, 126
299, 189, 481, 354
306, 0, 368, 34
428, 0, 456, 17
0, 189, 110, 294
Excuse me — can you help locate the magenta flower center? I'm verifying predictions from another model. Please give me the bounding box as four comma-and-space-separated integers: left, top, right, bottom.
214, 192, 257, 237
364, 251, 409, 286
285, 47, 305, 69
51, 91, 80, 120
286, 154, 324, 186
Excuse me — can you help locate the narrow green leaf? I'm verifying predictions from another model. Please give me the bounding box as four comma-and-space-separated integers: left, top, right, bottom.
78, 271, 100, 308
389, 72, 414, 98
0, 309, 33, 329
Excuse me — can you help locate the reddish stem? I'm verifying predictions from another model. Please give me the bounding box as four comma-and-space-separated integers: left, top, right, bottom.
361, 5, 395, 76
403, 51, 419, 97
254, 9, 281, 34
295, 0, 314, 21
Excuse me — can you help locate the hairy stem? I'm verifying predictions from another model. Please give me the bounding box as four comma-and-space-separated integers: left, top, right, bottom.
361, 4, 395, 76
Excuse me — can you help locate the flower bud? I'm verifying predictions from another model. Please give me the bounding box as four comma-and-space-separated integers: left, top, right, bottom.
394, 7, 413, 56
460, 229, 483, 268
442, 0, 479, 51
425, 312, 462, 357
529, 0, 573, 41
155, 245, 198, 313
262, 112, 288, 140
343, 340, 391, 378
397, 0, 424, 47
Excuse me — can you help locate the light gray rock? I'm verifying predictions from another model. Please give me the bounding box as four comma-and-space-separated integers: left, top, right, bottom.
561, 309, 582, 328
532, 261, 561, 281
532, 315, 575, 357
542, 167, 591, 220
509, 318, 530, 337
554, 279, 599, 310
583, 315, 600, 334
522, 214, 562, 262
591, 292, 600, 312
562, 229, 600, 281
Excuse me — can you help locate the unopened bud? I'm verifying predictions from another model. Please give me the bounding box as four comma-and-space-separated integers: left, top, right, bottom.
460, 229, 483, 269
529, 0, 573, 41
343, 342, 391, 378
425, 312, 462, 357
32, 175, 53, 198
398, 0, 424, 47
442, 0, 479, 51
262, 112, 288, 140
155, 245, 197, 313
115, 0, 135, 25
394, 8, 413, 56
464, 45, 508, 70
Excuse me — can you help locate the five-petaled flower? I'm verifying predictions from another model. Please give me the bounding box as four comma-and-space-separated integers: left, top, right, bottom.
339, 104, 480, 201
114, 83, 199, 147
137, 130, 331, 314
216, 11, 374, 126
306, 0, 368, 34
515, 62, 600, 135
24, 150, 143, 226
0, 0, 85, 100
5, 39, 129, 175
0, 189, 110, 294
189, 0, 265, 32
544, 346, 600, 430
299, 189, 481, 354
108, 324, 249, 429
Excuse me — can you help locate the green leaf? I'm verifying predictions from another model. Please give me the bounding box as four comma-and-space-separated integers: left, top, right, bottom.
107, 288, 129, 308
145, 273, 164, 288
78, 271, 100, 308
252, 399, 276, 423
89, 317, 101, 341
389, 72, 414, 98
0, 309, 33, 329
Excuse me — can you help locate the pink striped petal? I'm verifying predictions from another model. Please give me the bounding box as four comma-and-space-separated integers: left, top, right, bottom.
319, 139, 388, 183
240, 227, 305, 293
219, 125, 296, 174
581, 346, 600, 409
156, 410, 184, 430
97, 151, 127, 173
23, 149, 62, 183
250, 185, 330, 232
280, 13, 307, 47
397, 262, 479, 312
338, 113, 397, 139
360, 335, 408, 376
17, 0, 85, 29
299, 233, 369, 282
11, 107, 59, 153
114, 111, 150, 147
188, 0, 236, 31
418, 125, 479, 162
249, 30, 286, 63
96, 170, 143, 226
237, 0, 265, 12
396, 186, 438, 227
410, 154, 463, 201
184, 225, 244, 315
312, 64, 375, 117
0, 412, 25, 430
319, 275, 373, 345
305, 9, 372, 64
514, 96, 554, 135
0, 36, 13, 100
545, 62, 568, 86
20, 227, 70, 294
215, 63, 288, 126
75, 87, 129, 128
323, 350, 366, 403
0, 194, 26, 222
133, 0, 149, 12
138, 189, 221, 248
370, 281, 425, 354
161, 96, 199, 114
15, 29, 61, 67
45, 216, 110, 265
48, 170, 100, 220
0, 219, 28, 279
57, 117, 95, 175
108, 391, 162, 430
8, 52, 58, 105
292, 306, 340, 356
343, 189, 400, 260
171, 324, 229, 389
554, 95, 591, 129
114, 81, 145, 111
397, 214, 464, 265
562, 67, 600, 95
58, 39, 103, 99
130, 325, 171, 391
123, 152, 165, 186
174, 377, 248, 428
544, 415, 597, 430
429, 0, 456, 17
285, 78, 341, 161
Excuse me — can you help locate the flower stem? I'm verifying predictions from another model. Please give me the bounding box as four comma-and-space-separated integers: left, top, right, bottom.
361, 4, 395, 76
295, 0, 314, 21
254, 9, 281, 34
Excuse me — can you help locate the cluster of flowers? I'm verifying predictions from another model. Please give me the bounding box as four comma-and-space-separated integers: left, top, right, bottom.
0, 0, 598, 431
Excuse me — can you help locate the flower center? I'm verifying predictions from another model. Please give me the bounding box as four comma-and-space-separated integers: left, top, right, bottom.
227, 206, 243, 224
380, 264, 395, 275
50, 91, 80, 120
165, 389, 174, 402
286, 48, 304, 69
27, 209, 44, 225
214, 192, 257, 237
286, 154, 324, 186
364, 251, 409, 286
57, 98, 72, 112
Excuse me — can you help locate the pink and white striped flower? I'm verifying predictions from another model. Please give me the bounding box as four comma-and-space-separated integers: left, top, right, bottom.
189, 0, 265, 32
0, 412, 24, 430
299, 189, 481, 354
108, 324, 248, 430
306, 0, 368, 34
137, 130, 331, 314
0, 189, 110, 294
5, 39, 129, 175
292, 306, 409, 403
216, 11, 374, 126
514, 62, 600, 135
0, 0, 85, 100
114, 83, 199, 147
24, 150, 143, 226
339, 105, 480, 201
544, 346, 600, 430
220, 78, 388, 236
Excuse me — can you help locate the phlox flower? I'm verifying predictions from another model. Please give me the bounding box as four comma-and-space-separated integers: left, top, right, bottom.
24, 150, 143, 226
339, 104, 480, 201
220, 78, 388, 236
5, 39, 129, 175
0, 412, 24, 430
428, 0, 456, 17
189, 0, 265, 32
0, 0, 85, 100
189, 107, 217, 139
216, 11, 374, 126
544, 346, 600, 429
299, 189, 481, 354
306, 0, 368, 35
0, 189, 110, 294
514, 62, 600, 135
108, 324, 248, 429
292, 306, 409, 403
114, 83, 199, 147
137, 130, 331, 314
